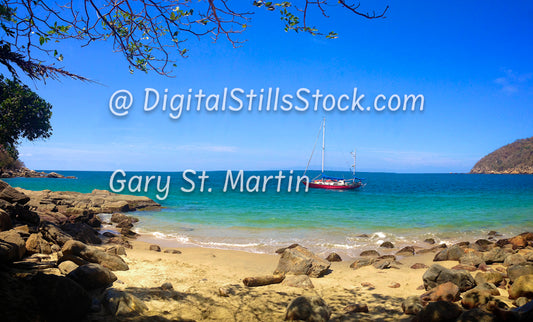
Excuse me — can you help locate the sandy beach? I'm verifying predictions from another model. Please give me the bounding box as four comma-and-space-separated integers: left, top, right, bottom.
109, 238, 515, 321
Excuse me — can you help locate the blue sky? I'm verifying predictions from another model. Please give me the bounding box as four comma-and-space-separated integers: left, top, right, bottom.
8, 1, 533, 173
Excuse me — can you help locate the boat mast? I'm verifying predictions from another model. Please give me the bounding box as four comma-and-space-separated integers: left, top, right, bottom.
321, 118, 325, 174
351, 149, 356, 175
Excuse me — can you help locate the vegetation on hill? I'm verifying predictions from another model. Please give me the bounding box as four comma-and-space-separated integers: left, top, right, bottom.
470, 137, 533, 174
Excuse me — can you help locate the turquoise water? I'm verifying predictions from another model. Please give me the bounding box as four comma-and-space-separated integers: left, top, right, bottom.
5, 171, 533, 256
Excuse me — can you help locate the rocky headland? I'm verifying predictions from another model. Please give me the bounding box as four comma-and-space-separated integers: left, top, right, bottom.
0, 166, 76, 179
0, 179, 532, 321
471, 137, 533, 174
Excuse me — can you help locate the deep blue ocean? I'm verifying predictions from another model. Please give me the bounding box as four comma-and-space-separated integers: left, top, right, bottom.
5, 171, 533, 257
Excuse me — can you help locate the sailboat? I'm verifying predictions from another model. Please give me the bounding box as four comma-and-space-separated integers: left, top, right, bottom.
302, 118, 364, 190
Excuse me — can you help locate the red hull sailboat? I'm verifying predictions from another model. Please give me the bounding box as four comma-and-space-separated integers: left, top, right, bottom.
302, 118, 364, 190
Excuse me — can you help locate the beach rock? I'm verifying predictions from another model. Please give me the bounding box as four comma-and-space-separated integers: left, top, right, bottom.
380, 241, 394, 248
61, 222, 101, 245
495, 238, 510, 248
473, 282, 500, 296
106, 245, 127, 256
373, 258, 392, 269
456, 308, 496, 322
423, 264, 476, 292
482, 248, 509, 264
402, 296, 423, 315
274, 245, 330, 278
526, 252, 533, 262
424, 238, 436, 245
25, 233, 52, 254
475, 272, 504, 287
343, 303, 368, 313
509, 275, 533, 299
116, 220, 133, 229
325, 252, 342, 262
40, 222, 73, 246
107, 236, 132, 249
415, 301, 463, 322
58, 260, 79, 275
149, 244, 161, 252
161, 282, 173, 290
361, 282, 375, 289
504, 253, 526, 267
421, 282, 460, 302
61, 239, 128, 271
459, 252, 484, 267
360, 249, 380, 257
29, 272, 91, 321
396, 246, 415, 256
513, 297, 530, 307
0, 229, 26, 262
411, 263, 429, 269
389, 282, 401, 288
509, 235, 528, 249
452, 264, 477, 272
163, 248, 182, 254
474, 239, 494, 252
103, 232, 116, 238
488, 231, 501, 237
0, 209, 12, 231
275, 243, 300, 254
0, 180, 30, 204
434, 245, 465, 261
285, 296, 330, 322
461, 289, 493, 309
103, 288, 148, 317
282, 275, 314, 289
67, 263, 117, 290
120, 227, 138, 238
349, 257, 374, 269
507, 263, 533, 282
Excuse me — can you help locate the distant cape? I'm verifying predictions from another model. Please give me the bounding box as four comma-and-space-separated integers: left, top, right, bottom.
470, 137, 533, 174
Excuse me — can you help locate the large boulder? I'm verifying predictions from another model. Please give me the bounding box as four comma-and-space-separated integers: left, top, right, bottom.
40, 222, 73, 246
507, 263, 533, 282
67, 263, 117, 290
0, 209, 12, 231
461, 289, 493, 309
482, 248, 509, 264
285, 296, 330, 322
421, 282, 460, 302
25, 233, 52, 254
0, 229, 26, 263
415, 301, 463, 322
60, 222, 101, 244
423, 264, 476, 292
475, 271, 504, 285
61, 239, 128, 271
508, 274, 533, 299
401, 296, 423, 315
459, 252, 484, 267
274, 245, 330, 278
434, 245, 465, 261
29, 272, 91, 321
0, 180, 30, 204
104, 289, 148, 317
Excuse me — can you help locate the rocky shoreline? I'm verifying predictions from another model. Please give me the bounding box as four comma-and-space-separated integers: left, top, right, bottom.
1, 179, 532, 321
0, 166, 76, 179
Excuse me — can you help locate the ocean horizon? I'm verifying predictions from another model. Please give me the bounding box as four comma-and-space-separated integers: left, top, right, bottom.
5, 170, 533, 258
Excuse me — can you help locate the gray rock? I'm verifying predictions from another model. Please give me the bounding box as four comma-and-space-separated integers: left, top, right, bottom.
507, 263, 533, 282
103, 288, 148, 317
106, 246, 127, 256
459, 252, 484, 267
163, 248, 182, 254
58, 260, 79, 275
349, 257, 374, 269
67, 263, 117, 290
0, 229, 26, 263
482, 248, 509, 264
282, 275, 314, 289
380, 241, 394, 248
396, 246, 415, 256
508, 274, 533, 299
0, 180, 30, 204
325, 252, 342, 262
401, 296, 423, 315
423, 264, 476, 292
25, 233, 52, 254
274, 245, 330, 278
149, 244, 161, 252
472, 282, 500, 296
360, 249, 380, 257
61, 239, 128, 271
285, 296, 330, 322
504, 253, 526, 267
475, 271, 504, 285
61, 223, 101, 245
434, 245, 465, 261
474, 239, 494, 252
424, 238, 436, 245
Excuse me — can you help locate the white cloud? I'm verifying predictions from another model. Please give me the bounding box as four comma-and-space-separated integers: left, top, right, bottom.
494, 69, 532, 94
